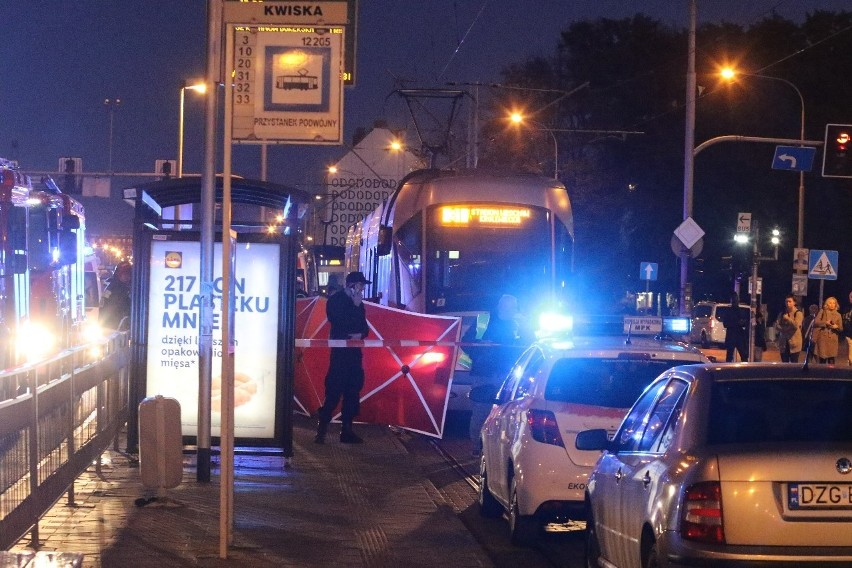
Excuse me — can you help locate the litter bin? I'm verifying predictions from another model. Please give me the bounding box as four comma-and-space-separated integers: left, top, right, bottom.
138, 395, 183, 490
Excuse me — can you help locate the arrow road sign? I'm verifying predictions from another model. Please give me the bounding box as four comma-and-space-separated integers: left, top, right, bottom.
736, 212, 751, 233
808, 249, 838, 281
640, 262, 658, 281
772, 146, 816, 172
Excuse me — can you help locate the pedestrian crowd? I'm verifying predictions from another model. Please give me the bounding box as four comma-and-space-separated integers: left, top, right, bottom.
772, 291, 852, 365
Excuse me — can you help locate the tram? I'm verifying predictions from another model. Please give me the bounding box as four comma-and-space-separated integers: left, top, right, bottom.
345, 168, 574, 323
297, 244, 346, 296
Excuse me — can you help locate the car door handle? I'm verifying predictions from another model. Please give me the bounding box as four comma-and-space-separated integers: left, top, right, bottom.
642, 471, 651, 489
614, 467, 623, 483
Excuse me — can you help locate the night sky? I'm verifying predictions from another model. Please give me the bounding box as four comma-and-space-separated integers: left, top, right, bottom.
2, 0, 849, 191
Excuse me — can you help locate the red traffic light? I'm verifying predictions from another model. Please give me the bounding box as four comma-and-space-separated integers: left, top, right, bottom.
823, 123, 852, 178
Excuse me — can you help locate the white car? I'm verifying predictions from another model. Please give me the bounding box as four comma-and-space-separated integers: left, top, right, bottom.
577, 363, 852, 567
474, 317, 709, 546
689, 302, 750, 348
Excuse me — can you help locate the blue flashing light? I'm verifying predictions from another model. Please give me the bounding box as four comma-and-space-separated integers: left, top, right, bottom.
663, 316, 691, 334
537, 312, 574, 337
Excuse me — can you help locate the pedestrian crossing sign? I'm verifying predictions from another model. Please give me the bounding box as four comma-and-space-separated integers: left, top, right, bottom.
808, 249, 838, 280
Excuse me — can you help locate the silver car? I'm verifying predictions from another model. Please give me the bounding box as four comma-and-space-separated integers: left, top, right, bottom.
577, 363, 852, 567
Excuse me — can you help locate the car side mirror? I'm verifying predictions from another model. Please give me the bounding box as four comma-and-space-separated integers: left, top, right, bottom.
468, 383, 499, 405
574, 428, 612, 452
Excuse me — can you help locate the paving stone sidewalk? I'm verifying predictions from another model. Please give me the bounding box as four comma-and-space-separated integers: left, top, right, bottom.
11, 416, 492, 567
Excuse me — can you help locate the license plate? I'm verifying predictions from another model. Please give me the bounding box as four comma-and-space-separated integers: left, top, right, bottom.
788, 483, 852, 510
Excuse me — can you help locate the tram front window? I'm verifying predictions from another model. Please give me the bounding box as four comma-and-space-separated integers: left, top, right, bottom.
426, 205, 552, 314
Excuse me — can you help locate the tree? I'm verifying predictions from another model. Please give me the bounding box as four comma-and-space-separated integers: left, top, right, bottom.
481, 11, 852, 314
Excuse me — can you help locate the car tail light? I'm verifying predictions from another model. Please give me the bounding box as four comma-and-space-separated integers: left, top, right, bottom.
681, 481, 725, 544
527, 409, 564, 447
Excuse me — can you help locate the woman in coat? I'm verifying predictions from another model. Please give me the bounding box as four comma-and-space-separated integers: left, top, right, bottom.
774, 294, 803, 363
814, 296, 843, 364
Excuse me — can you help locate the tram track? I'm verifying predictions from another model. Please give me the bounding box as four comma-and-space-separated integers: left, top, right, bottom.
415, 428, 586, 568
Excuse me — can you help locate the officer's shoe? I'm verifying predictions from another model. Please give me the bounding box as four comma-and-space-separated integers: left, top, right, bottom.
339, 431, 363, 444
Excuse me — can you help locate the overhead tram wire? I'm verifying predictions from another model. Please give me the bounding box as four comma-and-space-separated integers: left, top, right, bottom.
438, 0, 491, 80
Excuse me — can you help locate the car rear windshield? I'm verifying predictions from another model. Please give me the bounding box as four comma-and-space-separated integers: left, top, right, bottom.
707, 379, 852, 444
544, 358, 695, 408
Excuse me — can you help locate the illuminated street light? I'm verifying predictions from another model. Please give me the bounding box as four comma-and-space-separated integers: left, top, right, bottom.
389, 139, 403, 152
178, 81, 207, 178
771, 228, 781, 246
720, 67, 806, 250
509, 112, 559, 179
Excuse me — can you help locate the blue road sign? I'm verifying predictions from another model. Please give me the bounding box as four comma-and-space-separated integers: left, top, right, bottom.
808, 249, 838, 281
772, 146, 816, 172
640, 262, 658, 281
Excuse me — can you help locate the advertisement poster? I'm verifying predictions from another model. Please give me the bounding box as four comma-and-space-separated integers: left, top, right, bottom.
146, 239, 280, 438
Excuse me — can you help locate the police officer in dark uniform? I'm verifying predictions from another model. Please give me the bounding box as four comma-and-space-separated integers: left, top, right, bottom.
315, 271, 371, 444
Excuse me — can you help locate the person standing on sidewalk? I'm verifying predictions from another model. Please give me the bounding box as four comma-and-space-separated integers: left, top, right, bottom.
315, 271, 371, 444
774, 294, 803, 363
814, 296, 843, 365
722, 293, 748, 362
843, 291, 852, 366
753, 308, 767, 362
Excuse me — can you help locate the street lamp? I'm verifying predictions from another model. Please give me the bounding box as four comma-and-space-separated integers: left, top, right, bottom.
104, 98, 121, 174
720, 67, 806, 249
509, 112, 559, 179
178, 81, 207, 178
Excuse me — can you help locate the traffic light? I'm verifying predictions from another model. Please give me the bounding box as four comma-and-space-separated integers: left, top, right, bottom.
59, 157, 82, 194
822, 124, 852, 178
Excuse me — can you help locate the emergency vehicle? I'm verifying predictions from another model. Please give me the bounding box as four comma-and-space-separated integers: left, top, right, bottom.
0, 159, 87, 368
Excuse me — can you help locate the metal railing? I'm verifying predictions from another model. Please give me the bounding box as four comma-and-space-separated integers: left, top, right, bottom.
0, 332, 130, 550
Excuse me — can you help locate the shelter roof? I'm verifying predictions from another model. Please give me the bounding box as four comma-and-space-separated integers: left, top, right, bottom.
122, 176, 310, 212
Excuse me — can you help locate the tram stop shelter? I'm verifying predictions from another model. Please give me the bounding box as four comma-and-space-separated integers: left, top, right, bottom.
121, 176, 310, 456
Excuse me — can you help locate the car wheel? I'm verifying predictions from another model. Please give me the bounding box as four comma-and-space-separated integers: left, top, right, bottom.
700, 331, 709, 348
478, 455, 502, 518
644, 541, 660, 568
509, 481, 538, 546
585, 511, 601, 568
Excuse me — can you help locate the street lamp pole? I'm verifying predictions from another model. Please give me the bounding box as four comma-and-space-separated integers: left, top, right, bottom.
723, 71, 806, 248
680, 0, 697, 316
178, 87, 186, 178
177, 82, 206, 178
509, 113, 559, 179
104, 98, 121, 174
